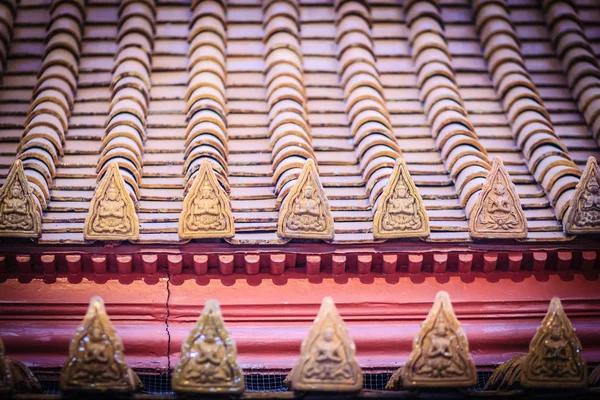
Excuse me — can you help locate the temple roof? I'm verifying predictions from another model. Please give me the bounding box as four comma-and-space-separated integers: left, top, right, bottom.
0, 0, 599, 246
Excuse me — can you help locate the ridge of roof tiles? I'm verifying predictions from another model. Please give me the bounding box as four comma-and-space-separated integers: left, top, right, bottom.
541, 0, 600, 147
335, 0, 402, 208
98, 0, 156, 200
15, 0, 85, 210
0, 0, 16, 78
0, 0, 599, 245
263, 0, 316, 204
183, 0, 230, 193
472, 0, 582, 221
405, 0, 490, 218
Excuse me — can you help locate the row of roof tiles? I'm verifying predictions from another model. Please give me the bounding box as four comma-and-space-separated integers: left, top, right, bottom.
0, 0, 599, 244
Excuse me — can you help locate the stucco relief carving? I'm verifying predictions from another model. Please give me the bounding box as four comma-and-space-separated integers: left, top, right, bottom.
60, 296, 141, 393
470, 157, 527, 239
289, 297, 362, 391
564, 156, 600, 234
84, 162, 139, 241
278, 159, 334, 240
172, 299, 244, 394
179, 160, 235, 239
374, 158, 429, 239
521, 297, 587, 388
0, 160, 41, 238
402, 291, 477, 388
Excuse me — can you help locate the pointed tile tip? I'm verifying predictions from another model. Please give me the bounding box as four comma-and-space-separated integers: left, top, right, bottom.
522, 296, 586, 388
373, 157, 429, 239
278, 157, 334, 240
402, 291, 476, 388
0, 159, 42, 238
564, 156, 600, 235
179, 162, 235, 239
469, 156, 527, 239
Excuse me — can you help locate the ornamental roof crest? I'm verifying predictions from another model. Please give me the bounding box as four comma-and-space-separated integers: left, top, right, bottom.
469, 157, 527, 239
278, 159, 334, 240
84, 162, 139, 241
288, 297, 362, 392
179, 160, 235, 239
171, 299, 244, 394
521, 297, 587, 388
0, 160, 41, 238
373, 158, 429, 239
564, 156, 600, 235
60, 296, 141, 393
402, 291, 477, 388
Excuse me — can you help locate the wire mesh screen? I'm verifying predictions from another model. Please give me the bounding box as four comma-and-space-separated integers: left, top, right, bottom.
37, 371, 495, 394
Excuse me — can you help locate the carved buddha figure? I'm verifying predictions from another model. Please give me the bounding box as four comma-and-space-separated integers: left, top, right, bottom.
187, 180, 224, 231
479, 182, 519, 230
383, 180, 421, 231
0, 183, 31, 230
72, 315, 121, 384
287, 182, 326, 232
415, 317, 465, 378
182, 323, 231, 384
304, 326, 352, 381
575, 176, 600, 227
532, 319, 577, 378
92, 182, 131, 234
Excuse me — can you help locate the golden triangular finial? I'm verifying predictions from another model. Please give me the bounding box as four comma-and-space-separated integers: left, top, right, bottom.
179, 161, 235, 239
373, 158, 429, 239
402, 291, 477, 388
0, 160, 41, 238
60, 296, 141, 393
172, 299, 244, 394
278, 159, 334, 240
564, 156, 600, 235
84, 162, 139, 241
521, 297, 587, 388
469, 157, 527, 239
288, 297, 362, 392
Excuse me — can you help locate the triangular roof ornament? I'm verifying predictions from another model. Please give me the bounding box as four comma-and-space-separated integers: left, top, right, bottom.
564, 156, 600, 235
179, 160, 235, 239
469, 157, 527, 239
171, 299, 245, 394
278, 159, 335, 240
402, 291, 477, 388
373, 158, 429, 239
60, 296, 142, 393
288, 297, 362, 392
84, 162, 139, 241
0, 160, 42, 238
521, 297, 587, 388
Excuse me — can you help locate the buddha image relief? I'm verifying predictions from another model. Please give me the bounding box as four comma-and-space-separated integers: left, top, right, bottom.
289, 297, 362, 391
374, 158, 429, 238
0, 160, 41, 238
179, 160, 234, 239
84, 162, 139, 241
522, 298, 587, 388
403, 292, 476, 387
278, 159, 334, 239
470, 157, 527, 239
565, 156, 600, 234
171, 299, 244, 394
61, 297, 139, 392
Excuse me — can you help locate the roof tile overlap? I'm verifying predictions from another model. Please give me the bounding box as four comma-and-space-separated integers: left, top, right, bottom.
0, 0, 598, 245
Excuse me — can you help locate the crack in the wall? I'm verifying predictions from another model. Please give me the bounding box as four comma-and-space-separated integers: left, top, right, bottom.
165, 271, 172, 374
